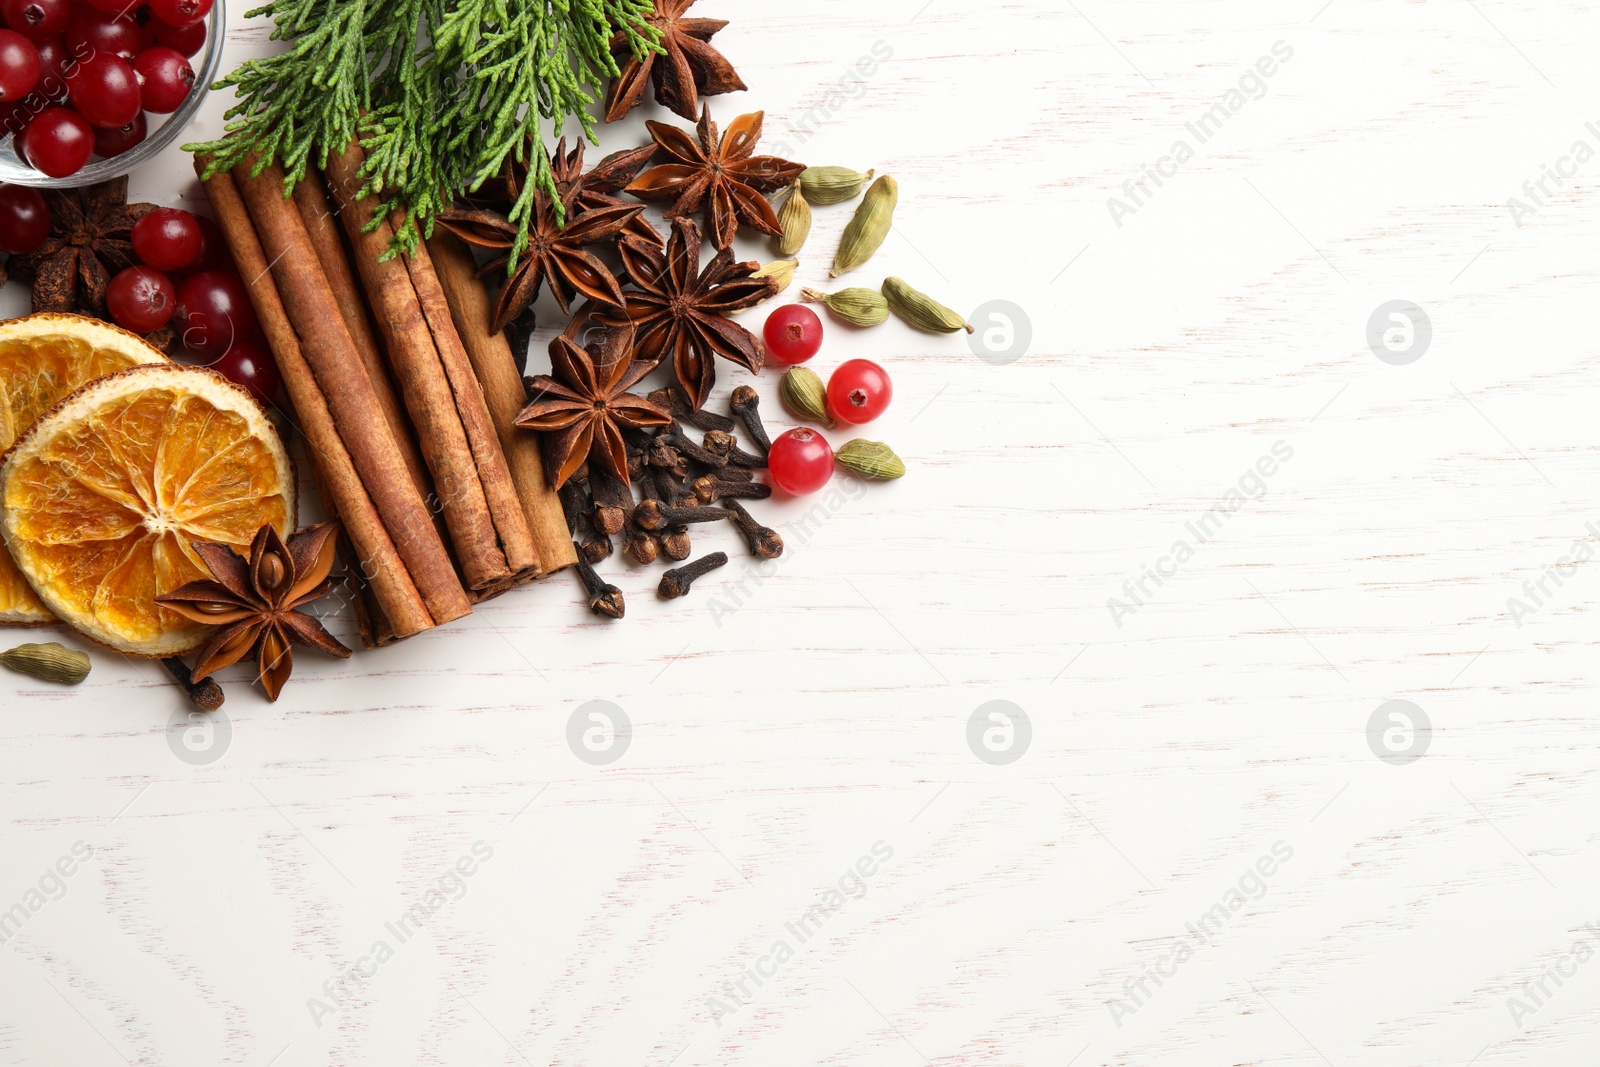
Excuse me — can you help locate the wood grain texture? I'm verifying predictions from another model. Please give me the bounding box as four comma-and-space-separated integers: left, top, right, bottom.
3, 0, 1600, 1063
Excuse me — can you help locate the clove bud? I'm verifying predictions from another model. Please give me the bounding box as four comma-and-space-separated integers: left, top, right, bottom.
729, 385, 771, 455
723, 500, 784, 560
573, 545, 625, 619
633, 500, 732, 532
659, 552, 729, 599
702, 430, 766, 468
692, 475, 773, 503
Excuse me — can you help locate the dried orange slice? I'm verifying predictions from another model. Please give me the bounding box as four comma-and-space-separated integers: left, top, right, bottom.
0, 314, 169, 624
0, 363, 295, 656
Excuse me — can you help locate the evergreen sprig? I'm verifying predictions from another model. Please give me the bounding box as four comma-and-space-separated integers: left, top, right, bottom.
187, 0, 661, 266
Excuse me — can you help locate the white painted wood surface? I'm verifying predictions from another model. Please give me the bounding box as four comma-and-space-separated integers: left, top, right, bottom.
5, 0, 1600, 1062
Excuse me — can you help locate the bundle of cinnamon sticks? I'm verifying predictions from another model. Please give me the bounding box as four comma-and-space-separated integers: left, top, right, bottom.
195, 144, 575, 647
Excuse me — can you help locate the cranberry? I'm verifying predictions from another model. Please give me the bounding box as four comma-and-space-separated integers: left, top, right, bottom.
64, 9, 141, 60
211, 337, 280, 406
177, 214, 230, 276
762, 304, 824, 365
17, 105, 91, 176
0, 0, 69, 43
66, 51, 140, 127
147, 0, 211, 27
0, 182, 50, 255
31, 35, 69, 99
0, 28, 40, 101
767, 427, 834, 495
91, 109, 144, 155
130, 45, 190, 112
175, 271, 258, 357
147, 14, 204, 57
107, 266, 177, 334
826, 359, 893, 424
132, 207, 203, 271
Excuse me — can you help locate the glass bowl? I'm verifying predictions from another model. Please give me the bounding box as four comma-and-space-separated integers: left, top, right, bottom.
0, 0, 227, 187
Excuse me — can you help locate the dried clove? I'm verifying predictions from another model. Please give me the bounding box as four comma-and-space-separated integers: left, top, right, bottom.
665, 431, 730, 470
573, 545, 626, 619
650, 388, 735, 433
660, 526, 693, 561
659, 552, 728, 599
723, 499, 784, 559
632, 499, 733, 532
703, 430, 767, 468
729, 385, 771, 455
589, 467, 632, 536
558, 479, 587, 537
692, 475, 772, 503
162, 657, 225, 711
623, 520, 659, 565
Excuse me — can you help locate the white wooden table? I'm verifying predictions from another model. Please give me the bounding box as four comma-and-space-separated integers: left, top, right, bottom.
4, 1, 1598, 1063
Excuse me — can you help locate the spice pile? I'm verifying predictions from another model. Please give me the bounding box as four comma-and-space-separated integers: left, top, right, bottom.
0, 0, 979, 706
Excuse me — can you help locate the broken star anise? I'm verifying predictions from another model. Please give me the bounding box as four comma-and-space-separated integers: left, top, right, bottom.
13, 177, 155, 318
551, 138, 664, 249
436, 189, 644, 334
626, 106, 804, 250
156, 522, 352, 703
608, 217, 777, 409
516, 330, 671, 490
604, 0, 748, 124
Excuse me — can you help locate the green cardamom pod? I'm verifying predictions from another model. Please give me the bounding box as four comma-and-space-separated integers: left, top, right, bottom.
774, 185, 811, 257
779, 366, 835, 428
731, 259, 799, 315
882, 276, 973, 334
836, 439, 906, 480
831, 175, 897, 277
801, 286, 889, 327
0, 642, 91, 685
799, 166, 875, 205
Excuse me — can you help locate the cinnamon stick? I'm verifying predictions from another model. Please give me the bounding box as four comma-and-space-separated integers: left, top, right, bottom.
290, 171, 434, 507
322, 141, 529, 595
196, 163, 438, 641
428, 230, 577, 576
230, 158, 471, 628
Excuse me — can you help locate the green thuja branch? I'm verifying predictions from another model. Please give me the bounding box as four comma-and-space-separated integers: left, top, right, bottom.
186, 0, 661, 266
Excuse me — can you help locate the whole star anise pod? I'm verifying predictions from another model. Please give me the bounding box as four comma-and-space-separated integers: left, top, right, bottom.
437, 188, 644, 334
609, 217, 776, 409
15, 177, 155, 318
626, 106, 804, 250
604, 0, 748, 124
155, 522, 352, 702
516, 328, 671, 490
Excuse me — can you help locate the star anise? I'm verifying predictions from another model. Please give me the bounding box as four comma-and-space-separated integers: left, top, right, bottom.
14, 177, 155, 318
155, 522, 352, 702
604, 0, 748, 124
625, 106, 804, 250
516, 327, 672, 490
552, 139, 664, 248
437, 188, 644, 334
608, 217, 776, 409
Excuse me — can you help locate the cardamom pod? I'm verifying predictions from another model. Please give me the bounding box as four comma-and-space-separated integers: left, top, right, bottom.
779, 366, 835, 428
1, 642, 91, 685
799, 166, 875, 205
831, 175, 897, 277
774, 185, 811, 257
836, 439, 906, 480
731, 259, 799, 314
801, 286, 889, 327
882, 276, 973, 334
